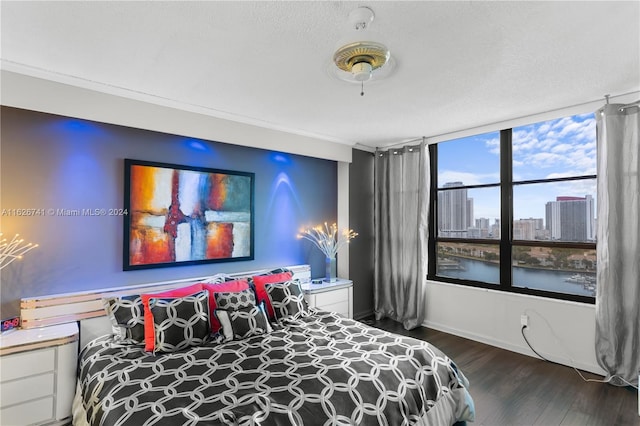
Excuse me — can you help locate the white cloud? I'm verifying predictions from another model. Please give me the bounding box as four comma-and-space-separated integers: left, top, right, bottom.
528, 152, 564, 168
550, 143, 573, 153
512, 114, 596, 175
565, 180, 596, 197
537, 123, 551, 134
485, 137, 500, 155
440, 113, 597, 219
545, 171, 577, 179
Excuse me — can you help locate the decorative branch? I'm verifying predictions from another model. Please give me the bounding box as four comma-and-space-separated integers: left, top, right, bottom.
297, 222, 358, 259
0, 233, 38, 270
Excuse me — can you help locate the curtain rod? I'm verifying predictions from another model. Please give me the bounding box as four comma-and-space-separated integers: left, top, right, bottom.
619, 99, 640, 110
376, 91, 639, 150
376, 137, 425, 151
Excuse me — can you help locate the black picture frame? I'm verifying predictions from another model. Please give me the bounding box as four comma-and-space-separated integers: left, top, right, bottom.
123, 159, 254, 270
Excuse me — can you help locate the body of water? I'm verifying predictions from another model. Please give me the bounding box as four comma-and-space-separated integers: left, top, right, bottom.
439, 257, 595, 297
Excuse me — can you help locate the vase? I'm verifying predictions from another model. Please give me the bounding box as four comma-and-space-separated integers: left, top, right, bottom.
325, 257, 337, 282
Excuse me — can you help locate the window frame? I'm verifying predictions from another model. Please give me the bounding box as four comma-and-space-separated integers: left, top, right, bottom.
427, 128, 596, 304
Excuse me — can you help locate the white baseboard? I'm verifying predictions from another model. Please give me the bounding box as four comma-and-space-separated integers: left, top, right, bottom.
423, 319, 607, 376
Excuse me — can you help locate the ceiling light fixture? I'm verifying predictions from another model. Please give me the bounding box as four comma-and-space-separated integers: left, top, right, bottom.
332, 6, 391, 96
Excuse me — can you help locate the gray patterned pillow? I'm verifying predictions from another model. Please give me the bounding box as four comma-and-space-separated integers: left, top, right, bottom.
215, 302, 272, 342
213, 288, 256, 310
102, 294, 145, 345
149, 290, 210, 353
265, 280, 308, 321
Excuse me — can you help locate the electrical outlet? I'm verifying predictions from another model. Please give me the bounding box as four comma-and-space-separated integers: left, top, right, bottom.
520, 314, 529, 327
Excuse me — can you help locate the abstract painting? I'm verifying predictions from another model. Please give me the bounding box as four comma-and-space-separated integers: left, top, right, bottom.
123, 159, 254, 270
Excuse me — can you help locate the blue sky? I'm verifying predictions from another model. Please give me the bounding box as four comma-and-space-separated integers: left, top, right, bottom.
438, 113, 597, 222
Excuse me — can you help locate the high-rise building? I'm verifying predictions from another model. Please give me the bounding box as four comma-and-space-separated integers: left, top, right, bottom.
438, 182, 473, 237
475, 218, 490, 230
513, 218, 540, 240
545, 201, 561, 240
545, 195, 595, 242
467, 227, 482, 238
475, 218, 491, 238
491, 219, 501, 239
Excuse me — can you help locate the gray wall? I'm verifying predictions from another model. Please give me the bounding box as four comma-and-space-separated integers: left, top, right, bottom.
0, 107, 337, 317
349, 148, 375, 319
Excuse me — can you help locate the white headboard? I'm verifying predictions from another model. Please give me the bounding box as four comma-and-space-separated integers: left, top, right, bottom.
20, 264, 311, 347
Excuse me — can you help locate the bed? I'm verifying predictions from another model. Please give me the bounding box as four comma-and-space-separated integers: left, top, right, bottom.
73, 309, 474, 425
21, 264, 475, 425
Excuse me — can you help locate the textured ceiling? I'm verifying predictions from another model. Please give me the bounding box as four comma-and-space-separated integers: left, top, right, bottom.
1, 1, 639, 148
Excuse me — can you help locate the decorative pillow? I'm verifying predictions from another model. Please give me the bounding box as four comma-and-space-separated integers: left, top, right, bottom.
149, 290, 210, 354
213, 288, 256, 311
251, 271, 293, 319
141, 283, 203, 352
102, 294, 145, 345
265, 280, 308, 321
201, 279, 251, 333
215, 301, 272, 342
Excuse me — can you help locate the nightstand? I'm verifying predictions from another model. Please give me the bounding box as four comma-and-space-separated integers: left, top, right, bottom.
301, 278, 353, 318
0, 322, 79, 425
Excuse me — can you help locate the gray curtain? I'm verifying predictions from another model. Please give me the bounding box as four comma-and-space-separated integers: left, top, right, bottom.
595, 103, 640, 386
374, 142, 429, 330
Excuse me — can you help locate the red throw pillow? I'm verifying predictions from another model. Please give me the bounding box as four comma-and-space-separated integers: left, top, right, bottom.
201, 279, 250, 333
251, 272, 293, 319
141, 283, 203, 352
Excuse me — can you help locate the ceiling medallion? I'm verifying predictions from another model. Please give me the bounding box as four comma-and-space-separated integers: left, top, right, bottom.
333, 41, 390, 80
331, 6, 392, 95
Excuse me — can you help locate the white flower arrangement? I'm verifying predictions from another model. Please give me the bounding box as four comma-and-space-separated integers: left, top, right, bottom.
297, 222, 358, 259
0, 233, 38, 270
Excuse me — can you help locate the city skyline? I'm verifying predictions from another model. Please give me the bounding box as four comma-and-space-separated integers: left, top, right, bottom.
439, 186, 595, 242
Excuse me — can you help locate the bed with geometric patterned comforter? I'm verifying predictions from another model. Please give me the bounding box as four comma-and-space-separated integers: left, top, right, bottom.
73, 310, 475, 425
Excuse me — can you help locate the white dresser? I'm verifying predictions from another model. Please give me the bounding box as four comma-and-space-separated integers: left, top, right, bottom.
301, 278, 353, 318
0, 322, 78, 426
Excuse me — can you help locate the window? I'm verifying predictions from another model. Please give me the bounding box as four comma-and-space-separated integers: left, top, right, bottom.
428, 113, 596, 303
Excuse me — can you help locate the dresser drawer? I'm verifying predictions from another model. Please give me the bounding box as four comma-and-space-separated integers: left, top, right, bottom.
1, 372, 55, 408
0, 347, 55, 382
0, 396, 54, 425
314, 288, 349, 306
318, 300, 350, 317
0, 323, 79, 425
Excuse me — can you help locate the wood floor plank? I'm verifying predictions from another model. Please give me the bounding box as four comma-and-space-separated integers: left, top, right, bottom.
531, 365, 581, 425
560, 380, 626, 426
365, 317, 639, 426
615, 386, 640, 426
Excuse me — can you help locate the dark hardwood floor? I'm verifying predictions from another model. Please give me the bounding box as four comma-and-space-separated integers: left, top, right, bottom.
364, 317, 639, 426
